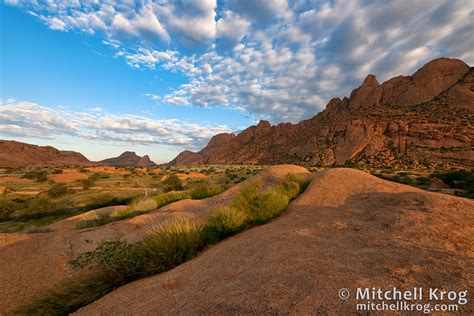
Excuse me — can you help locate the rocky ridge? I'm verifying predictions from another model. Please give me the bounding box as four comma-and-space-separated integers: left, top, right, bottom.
170, 58, 474, 169
0, 140, 93, 168
98, 151, 157, 167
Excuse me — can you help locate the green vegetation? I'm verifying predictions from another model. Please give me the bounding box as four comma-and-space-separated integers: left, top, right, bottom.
47, 183, 68, 198
75, 183, 226, 229
0, 164, 265, 233
202, 174, 309, 243
22, 169, 48, 182
75, 211, 113, 229
16, 173, 308, 315
374, 168, 473, 198
161, 174, 183, 192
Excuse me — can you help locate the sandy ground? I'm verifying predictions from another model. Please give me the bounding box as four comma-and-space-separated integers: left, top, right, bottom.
10, 191, 41, 195
0, 165, 307, 314
48, 169, 88, 183
176, 172, 207, 179
0, 177, 33, 183
85, 167, 130, 174
160, 172, 208, 181
76, 168, 474, 315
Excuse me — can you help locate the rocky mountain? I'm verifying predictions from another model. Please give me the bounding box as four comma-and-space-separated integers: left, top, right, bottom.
0, 140, 94, 168
169, 58, 474, 169
99, 151, 157, 167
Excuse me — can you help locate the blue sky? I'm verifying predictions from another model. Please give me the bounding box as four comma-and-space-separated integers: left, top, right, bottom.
0, 1, 472, 163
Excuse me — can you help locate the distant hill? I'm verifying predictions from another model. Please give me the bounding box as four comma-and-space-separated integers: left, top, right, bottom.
0, 140, 93, 168
98, 151, 157, 167
169, 57, 474, 169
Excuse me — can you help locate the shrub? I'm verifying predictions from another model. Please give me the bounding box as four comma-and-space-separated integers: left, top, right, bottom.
52, 168, 63, 174
72, 240, 141, 278
75, 211, 111, 229
245, 189, 290, 224
431, 170, 471, 186
202, 206, 247, 243
79, 177, 95, 190
24, 226, 53, 233
162, 174, 183, 192
109, 208, 134, 220
127, 198, 158, 214
140, 220, 205, 274
188, 182, 224, 199
0, 198, 19, 219
154, 191, 190, 208
22, 169, 48, 182
203, 173, 308, 241
26, 197, 57, 216
47, 183, 68, 198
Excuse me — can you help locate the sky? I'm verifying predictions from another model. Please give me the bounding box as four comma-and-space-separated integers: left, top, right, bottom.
0, 0, 472, 163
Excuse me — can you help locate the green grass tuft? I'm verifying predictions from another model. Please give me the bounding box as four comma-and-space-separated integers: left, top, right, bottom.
140, 220, 205, 274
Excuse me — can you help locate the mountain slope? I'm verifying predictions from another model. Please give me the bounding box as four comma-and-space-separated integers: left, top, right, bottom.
0, 140, 93, 168
99, 151, 157, 167
169, 58, 474, 168
76, 168, 474, 314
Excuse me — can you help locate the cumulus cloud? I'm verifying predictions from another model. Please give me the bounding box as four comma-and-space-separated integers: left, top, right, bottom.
216, 11, 250, 50
5, 0, 474, 124
0, 99, 231, 148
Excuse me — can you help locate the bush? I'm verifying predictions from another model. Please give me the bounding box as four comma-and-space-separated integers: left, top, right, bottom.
154, 191, 190, 208
188, 182, 224, 199
47, 183, 68, 198
140, 220, 205, 274
79, 177, 95, 190
162, 174, 183, 192
52, 168, 63, 174
75, 211, 112, 229
127, 198, 158, 214
22, 169, 48, 182
0, 198, 19, 219
24, 226, 53, 233
202, 173, 308, 242
202, 206, 247, 243
431, 170, 471, 186
26, 198, 57, 216
246, 189, 289, 224
109, 208, 134, 220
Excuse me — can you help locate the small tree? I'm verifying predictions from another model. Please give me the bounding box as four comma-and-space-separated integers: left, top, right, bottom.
80, 178, 95, 190
162, 174, 183, 192
47, 183, 68, 198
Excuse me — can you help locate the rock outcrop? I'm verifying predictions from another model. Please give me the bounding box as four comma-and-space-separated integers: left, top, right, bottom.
76, 168, 474, 314
0, 140, 93, 168
99, 151, 157, 167
169, 58, 474, 169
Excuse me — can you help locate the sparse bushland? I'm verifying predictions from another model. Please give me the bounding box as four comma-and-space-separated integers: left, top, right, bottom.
374, 168, 473, 198
16, 174, 308, 314
75, 184, 226, 229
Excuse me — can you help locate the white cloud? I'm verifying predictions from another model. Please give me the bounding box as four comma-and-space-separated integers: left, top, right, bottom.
0, 99, 231, 148
217, 11, 250, 42
5, 0, 474, 124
